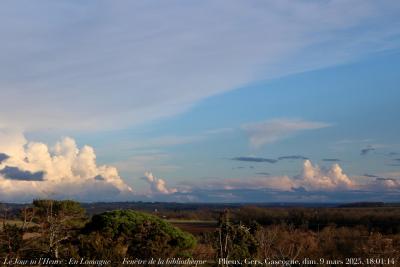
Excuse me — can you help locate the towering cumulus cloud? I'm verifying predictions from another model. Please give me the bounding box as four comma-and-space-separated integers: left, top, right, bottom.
296, 160, 354, 190
0, 130, 132, 202
143, 172, 177, 195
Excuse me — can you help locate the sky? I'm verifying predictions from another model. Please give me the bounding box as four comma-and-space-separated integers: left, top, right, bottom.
0, 0, 400, 203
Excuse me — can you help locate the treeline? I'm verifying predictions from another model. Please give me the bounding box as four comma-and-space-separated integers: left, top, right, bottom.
229, 206, 400, 234
195, 211, 400, 265
150, 205, 400, 234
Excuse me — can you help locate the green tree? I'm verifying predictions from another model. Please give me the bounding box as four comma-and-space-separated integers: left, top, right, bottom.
32, 199, 86, 259
79, 210, 196, 261
214, 210, 258, 264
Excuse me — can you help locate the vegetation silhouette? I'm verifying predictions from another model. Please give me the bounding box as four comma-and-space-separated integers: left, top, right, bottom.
80, 209, 196, 261
0, 200, 399, 266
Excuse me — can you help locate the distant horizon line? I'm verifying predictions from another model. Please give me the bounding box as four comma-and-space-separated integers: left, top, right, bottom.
2, 200, 399, 206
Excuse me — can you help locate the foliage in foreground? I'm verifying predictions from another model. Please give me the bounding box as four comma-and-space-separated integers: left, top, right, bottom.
79, 209, 196, 260
1, 200, 196, 263
0, 201, 400, 267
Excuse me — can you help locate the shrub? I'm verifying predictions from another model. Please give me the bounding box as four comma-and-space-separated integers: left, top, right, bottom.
80, 209, 196, 259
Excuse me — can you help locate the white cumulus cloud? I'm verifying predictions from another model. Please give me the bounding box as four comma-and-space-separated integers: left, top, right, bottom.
295, 160, 354, 190
197, 160, 355, 192
0, 130, 133, 202
143, 172, 177, 195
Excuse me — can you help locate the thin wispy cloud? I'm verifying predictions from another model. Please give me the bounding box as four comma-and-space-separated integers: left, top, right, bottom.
110, 127, 233, 152
1, 1, 399, 131
242, 119, 331, 149
0, 1, 400, 203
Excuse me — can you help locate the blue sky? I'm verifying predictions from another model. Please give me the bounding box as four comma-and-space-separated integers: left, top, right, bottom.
0, 1, 399, 202
96, 52, 400, 193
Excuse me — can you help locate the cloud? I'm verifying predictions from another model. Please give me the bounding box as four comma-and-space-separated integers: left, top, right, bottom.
278, 155, 308, 160
1, 2, 400, 131
194, 160, 356, 192
232, 166, 245, 170
232, 166, 256, 170
371, 178, 400, 190
231, 157, 278, 163
231, 155, 309, 164
359, 144, 387, 156
169, 187, 400, 203
223, 160, 356, 191
143, 172, 177, 195
255, 172, 270, 176
376, 177, 397, 182
242, 119, 331, 149
119, 127, 233, 150
0, 166, 44, 181
361, 172, 400, 190
363, 174, 378, 178
295, 160, 354, 190
0, 153, 9, 164
361, 146, 375, 155
171, 161, 399, 202
195, 176, 294, 192
0, 130, 133, 202
94, 175, 106, 181
322, 158, 341, 162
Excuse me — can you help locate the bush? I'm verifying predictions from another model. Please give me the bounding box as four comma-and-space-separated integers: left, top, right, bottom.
80, 209, 196, 259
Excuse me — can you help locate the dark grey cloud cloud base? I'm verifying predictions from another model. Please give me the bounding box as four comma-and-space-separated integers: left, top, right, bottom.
0, 153, 9, 164
231, 155, 308, 164
231, 157, 278, 163
361, 147, 375, 155
0, 166, 44, 181
278, 155, 308, 160
364, 174, 399, 184
255, 172, 270, 176
363, 174, 379, 178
